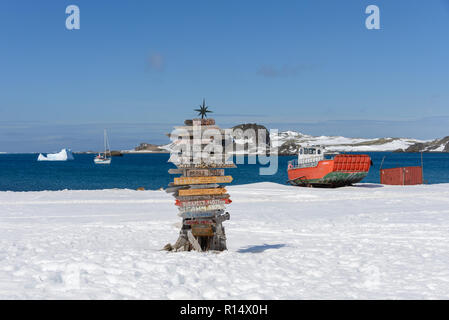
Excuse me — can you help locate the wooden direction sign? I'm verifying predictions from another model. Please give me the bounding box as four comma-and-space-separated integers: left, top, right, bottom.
189, 185, 221, 191
175, 198, 231, 207
175, 193, 230, 202
166, 184, 220, 193
176, 163, 236, 169
174, 176, 233, 186
165, 185, 188, 193
167, 132, 226, 141
178, 204, 226, 213
184, 219, 214, 225
191, 224, 214, 237
178, 187, 227, 196
169, 183, 219, 188
169, 157, 234, 166
185, 169, 224, 177
178, 210, 223, 218
169, 168, 225, 176
174, 125, 222, 131
184, 118, 216, 126
168, 168, 184, 174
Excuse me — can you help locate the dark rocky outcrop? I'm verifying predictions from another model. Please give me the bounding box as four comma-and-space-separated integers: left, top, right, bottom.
405, 136, 449, 152
278, 140, 301, 156
230, 123, 271, 154
134, 143, 164, 152
405, 143, 427, 153
110, 150, 123, 156
231, 123, 270, 146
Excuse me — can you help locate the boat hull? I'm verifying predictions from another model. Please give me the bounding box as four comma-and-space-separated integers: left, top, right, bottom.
94, 158, 111, 164
287, 154, 371, 188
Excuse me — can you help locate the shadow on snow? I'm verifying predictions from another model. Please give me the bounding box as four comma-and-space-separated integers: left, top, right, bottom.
237, 243, 286, 253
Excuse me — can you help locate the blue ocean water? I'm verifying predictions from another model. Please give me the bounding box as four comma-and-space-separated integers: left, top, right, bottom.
0, 152, 448, 191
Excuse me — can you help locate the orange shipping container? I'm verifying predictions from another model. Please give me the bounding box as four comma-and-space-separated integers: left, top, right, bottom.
380, 166, 423, 185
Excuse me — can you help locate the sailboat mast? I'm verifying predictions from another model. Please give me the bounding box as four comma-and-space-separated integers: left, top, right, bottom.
104, 129, 107, 154
104, 129, 111, 157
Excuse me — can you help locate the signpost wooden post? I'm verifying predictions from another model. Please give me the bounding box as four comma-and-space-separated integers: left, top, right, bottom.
163, 109, 235, 252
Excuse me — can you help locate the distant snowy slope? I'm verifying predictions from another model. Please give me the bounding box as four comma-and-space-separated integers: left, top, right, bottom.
271, 131, 428, 154
143, 124, 434, 155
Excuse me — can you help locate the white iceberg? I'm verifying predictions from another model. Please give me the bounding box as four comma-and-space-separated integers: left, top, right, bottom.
37, 149, 74, 161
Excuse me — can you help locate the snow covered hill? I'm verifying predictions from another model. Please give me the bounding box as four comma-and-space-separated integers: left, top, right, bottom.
405, 136, 449, 153
1, 183, 449, 299
271, 131, 428, 154
156, 125, 429, 155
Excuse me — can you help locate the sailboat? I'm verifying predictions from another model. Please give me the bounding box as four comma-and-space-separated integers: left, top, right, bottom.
94, 129, 112, 165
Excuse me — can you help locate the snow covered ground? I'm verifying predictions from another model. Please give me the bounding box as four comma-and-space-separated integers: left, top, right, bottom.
1, 182, 449, 299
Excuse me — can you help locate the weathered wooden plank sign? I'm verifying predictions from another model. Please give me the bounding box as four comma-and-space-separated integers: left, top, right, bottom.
178, 204, 226, 213
171, 183, 219, 189
165, 185, 188, 193
185, 169, 224, 177
168, 168, 184, 174
175, 198, 231, 207
175, 193, 230, 202
176, 163, 236, 169
174, 176, 233, 185
178, 210, 223, 219
184, 219, 214, 225
184, 118, 216, 126
191, 225, 214, 237
178, 187, 227, 196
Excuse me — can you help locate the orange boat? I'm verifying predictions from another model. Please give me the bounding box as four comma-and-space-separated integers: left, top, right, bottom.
287, 146, 371, 187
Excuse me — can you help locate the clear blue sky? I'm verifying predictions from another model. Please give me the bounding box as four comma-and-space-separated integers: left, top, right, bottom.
0, 0, 448, 152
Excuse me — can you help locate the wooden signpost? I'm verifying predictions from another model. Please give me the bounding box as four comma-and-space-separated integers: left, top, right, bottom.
162, 109, 235, 252
174, 176, 233, 185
